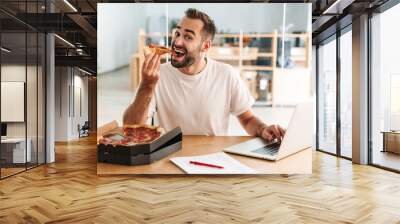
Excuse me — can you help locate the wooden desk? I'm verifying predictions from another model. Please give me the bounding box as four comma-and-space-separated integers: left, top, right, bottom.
97, 136, 312, 175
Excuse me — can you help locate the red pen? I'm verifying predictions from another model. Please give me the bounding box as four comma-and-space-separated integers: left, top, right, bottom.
189, 161, 224, 169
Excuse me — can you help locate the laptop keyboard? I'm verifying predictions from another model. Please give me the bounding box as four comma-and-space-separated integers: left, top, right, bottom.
251, 142, 281, 156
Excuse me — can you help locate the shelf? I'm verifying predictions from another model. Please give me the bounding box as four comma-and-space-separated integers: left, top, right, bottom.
208, 56, 269, 61
214, 33, 309, 39
253, 101, 273, 107
208, 56, 240, 61
257, 53, 274, 57
214, 34, 243, 38
241, 66, 273, 71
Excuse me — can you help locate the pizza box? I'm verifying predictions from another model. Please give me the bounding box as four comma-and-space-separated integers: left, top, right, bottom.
97, 127, 182, 166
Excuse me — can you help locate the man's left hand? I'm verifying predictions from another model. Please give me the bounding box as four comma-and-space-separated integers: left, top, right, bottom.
259, 124, 286, 142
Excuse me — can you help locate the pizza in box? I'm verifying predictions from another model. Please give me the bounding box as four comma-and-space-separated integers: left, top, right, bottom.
98, 124, 165, 146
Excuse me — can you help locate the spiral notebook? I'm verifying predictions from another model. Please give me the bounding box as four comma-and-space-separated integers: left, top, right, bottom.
170, 152, 257, 174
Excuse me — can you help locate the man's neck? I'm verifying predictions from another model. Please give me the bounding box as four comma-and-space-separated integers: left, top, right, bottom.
178, 57, 207, 75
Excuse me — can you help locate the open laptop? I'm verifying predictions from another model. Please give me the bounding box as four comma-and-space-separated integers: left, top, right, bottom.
223, 101, 313, 161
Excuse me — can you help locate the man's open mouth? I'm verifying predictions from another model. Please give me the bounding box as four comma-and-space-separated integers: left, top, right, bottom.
172, 47, 186, 61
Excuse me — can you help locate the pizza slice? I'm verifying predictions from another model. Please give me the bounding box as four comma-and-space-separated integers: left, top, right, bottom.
143, 44, 172, 56
98, 124, 165, 146
123, 124, 165, 143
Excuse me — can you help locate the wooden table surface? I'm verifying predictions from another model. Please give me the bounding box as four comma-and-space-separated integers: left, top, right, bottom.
97, 136, 312, 175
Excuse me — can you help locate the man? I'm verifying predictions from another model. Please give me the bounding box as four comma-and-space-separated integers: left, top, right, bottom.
123, 8, 285, 142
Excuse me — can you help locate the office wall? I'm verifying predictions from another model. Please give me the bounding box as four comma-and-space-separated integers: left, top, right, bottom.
54, 67, 89, 141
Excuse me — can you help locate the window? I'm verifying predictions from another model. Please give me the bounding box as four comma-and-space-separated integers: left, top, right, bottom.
339, 29, 352, 158
317, 37, 337, 154
370, 3, 400, 171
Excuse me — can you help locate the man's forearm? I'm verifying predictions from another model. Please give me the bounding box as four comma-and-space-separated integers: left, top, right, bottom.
241, 116, 267, 137
123, 83, 155, 125
238, 111, 267, 137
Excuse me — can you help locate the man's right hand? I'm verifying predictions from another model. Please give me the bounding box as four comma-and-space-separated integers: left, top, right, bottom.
123, 52, 160, 125
141, 52, 161, 87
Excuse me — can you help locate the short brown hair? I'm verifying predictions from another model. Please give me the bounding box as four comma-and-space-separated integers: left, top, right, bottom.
184, 8, 216, 40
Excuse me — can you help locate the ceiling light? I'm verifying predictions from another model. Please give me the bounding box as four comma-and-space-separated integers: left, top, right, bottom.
54, 34, 75, 48
78, 67, 93, 76
63, 0, 78, 12
1, 47, 11, 53
322, 0, 354, 15
323, 0, 341, 14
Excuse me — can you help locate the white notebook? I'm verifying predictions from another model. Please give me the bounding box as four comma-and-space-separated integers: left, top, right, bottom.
170, 152, 257, 174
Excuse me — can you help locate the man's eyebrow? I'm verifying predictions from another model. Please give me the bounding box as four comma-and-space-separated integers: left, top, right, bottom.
176, 26, 196, 36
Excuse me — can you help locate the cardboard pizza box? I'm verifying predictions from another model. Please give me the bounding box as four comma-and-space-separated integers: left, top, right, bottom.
97, 127, 182, 166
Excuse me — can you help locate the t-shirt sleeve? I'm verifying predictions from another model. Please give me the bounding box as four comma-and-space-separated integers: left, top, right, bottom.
229, 67, 255, 116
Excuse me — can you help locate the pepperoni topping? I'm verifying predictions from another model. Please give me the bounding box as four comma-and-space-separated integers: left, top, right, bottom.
99, 126, 162, 146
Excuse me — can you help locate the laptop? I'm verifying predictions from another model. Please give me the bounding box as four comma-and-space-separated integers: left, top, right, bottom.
223, 101, 313, 161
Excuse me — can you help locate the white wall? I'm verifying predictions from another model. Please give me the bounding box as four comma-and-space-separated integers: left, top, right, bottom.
54, 67, 89, 141
55, 67, 69, 141
97, 3, 148, 74
97, 3, 311, 74
97, 67, 134, 127
71, 74, 89, 138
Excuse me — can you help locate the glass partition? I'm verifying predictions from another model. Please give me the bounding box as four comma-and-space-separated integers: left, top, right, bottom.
1, 30, 28, 177
0, 1, 46, 179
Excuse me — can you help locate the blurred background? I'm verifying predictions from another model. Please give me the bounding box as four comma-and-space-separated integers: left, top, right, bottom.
97, 3, 313, 135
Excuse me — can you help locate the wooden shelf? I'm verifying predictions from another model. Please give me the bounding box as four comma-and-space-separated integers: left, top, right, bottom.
241, 66, 273, 71
257, 53, 274, 57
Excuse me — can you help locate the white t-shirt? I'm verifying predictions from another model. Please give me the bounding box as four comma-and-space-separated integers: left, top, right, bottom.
148, 58, 254, 136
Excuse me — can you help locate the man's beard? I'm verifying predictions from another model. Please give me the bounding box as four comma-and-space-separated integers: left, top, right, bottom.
171, 54, 196, 68
171, 43, 200, 68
